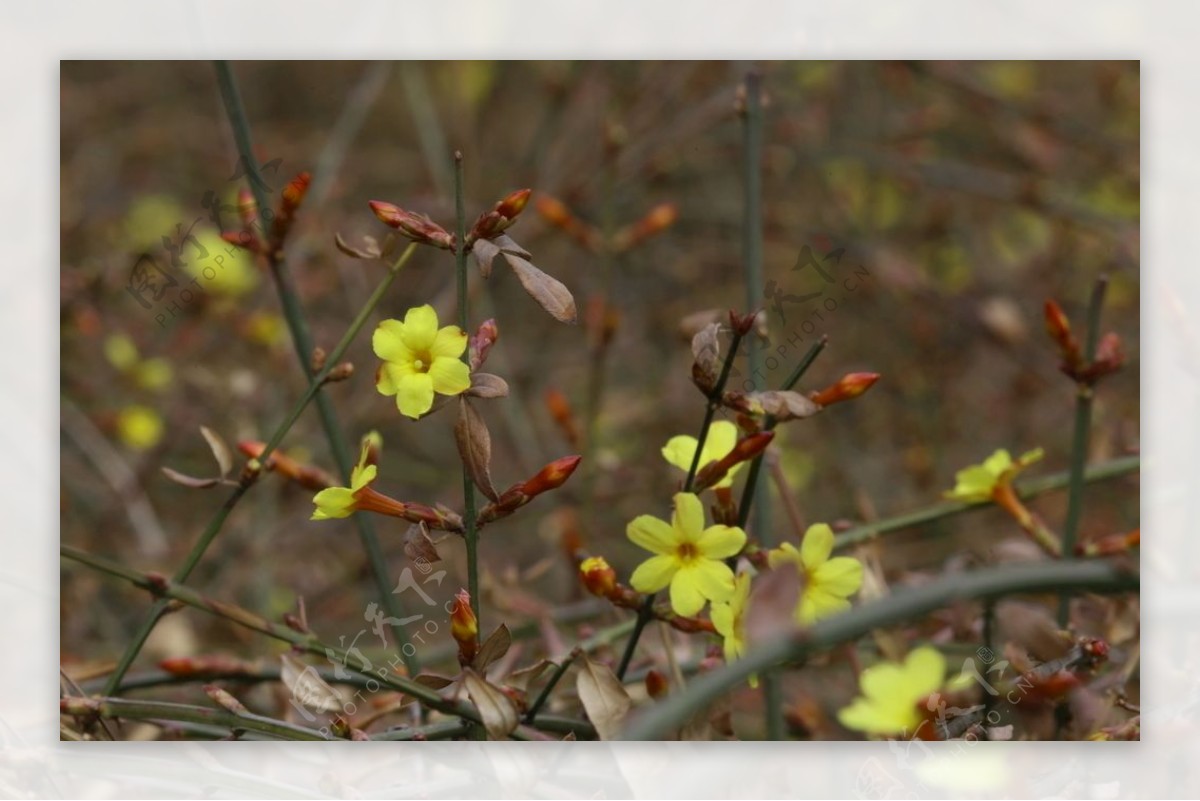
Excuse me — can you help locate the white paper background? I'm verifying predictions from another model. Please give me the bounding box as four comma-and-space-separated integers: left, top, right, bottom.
7, 0, 1194, 797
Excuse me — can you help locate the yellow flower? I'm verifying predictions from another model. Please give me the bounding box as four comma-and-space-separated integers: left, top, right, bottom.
133, 358, 173, 391
116, 405, 163, 451
768, 523, 863, 625
837, 646, 947, 737
710, 569, 758, 686
943, 447, 1044, 503
627, 492, 746, 616
104, 334, 140, 372
311, 442, 377, 520
661, 420, 742, 489
373, 305, 471, 419
185, 229, 259, 297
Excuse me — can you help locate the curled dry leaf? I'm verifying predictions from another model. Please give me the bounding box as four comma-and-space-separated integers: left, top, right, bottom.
199, 427, 233, 477
160, 467, 220, 489
471, 238, 501, 278
727, 390, 821, 421
691, 322, 722, 394
403, 522, 441, 564
504, 658, 554, 695
465, 372, 510, 400
575, 655, 632, 741
203, 683, 247, 714
501, 251, 577, 324
493, 234, 531, 259
463, 668, 520, 739
454, 398, 499, 502
279, 653, 345, 713
473, 624, 513, 672
334, 231, 383, 260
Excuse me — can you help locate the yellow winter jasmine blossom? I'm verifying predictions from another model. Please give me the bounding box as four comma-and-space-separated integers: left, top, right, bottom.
311, 442, 377, 520
661, 420, 741, 489
768, 523, 863, 625
710, 569, 757, 686
943, 447, 1044, 503
627, 492, 746, 616
373, 305, 471, 419
837, 646, 949, 738
116, 405, 163, 451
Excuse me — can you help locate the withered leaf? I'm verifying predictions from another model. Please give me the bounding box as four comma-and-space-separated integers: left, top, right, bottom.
454, 398, 499, 502
502, 251, 577, 324
691, 322, 722, 394
203, 683, 247, 714
280, 653, 345, 712
413, 673, 456, 691
471, 238, 501, 278
334, 231, 383, 260
199, 426, 233, 477
503, 658, 554, 695
160, 467, 220, 489
731, 390, 820, 421
463, 668, 519, 739
575, 655, 632, 741
493, 234, 531, 259
465, 372, 510, 400
473, 624, 513, 672
402, 521, 440, 564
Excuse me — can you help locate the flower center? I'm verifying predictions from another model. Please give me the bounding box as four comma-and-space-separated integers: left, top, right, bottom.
674, 542, 700, 563
412, 351, 432, 373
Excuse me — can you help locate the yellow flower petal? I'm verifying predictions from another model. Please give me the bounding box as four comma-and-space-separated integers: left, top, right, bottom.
627, 514, 675, 555
428, 356, 470, 396
396, 372, 435, 419
902, 646, 947, 699
430, 325, 468, 360
705, 421, 738, 462
695, 524, 747, 560
351, 463, 376, 492
116, 405, 163, 451
400, 305, 439, 351
800, 590, 851, 624
671, 492, 705, 540
711, 602, 735, 639
812, 556, 863, 597
982, 449, 1013, 477
668, 571, 707, 616
373, 320, 414, 363
800, 523, 835, 570
661, 435, 699, 473
683, 559, 735, 604
767, 542, 802, 570
630, 554, 678, 593
312, 487, 356, 520
104, 334, 139, 371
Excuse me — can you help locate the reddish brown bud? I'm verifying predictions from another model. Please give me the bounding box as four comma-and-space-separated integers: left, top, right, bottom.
810, 372, 880, 406
1084, 331, 1125, 381
450, 589, 479, 665
645, 669, 669, 699
468, 210, 504, 244
535, 195, 600, 250
695, 431, 775, 490
522, 455, 583, 498
495, 188, 532, 221
544, 388, 582, 449
281, 172, 311, 215
237, 187, 258, 228
236, 441, 336, 492
729, 309, 759, 337
469, 319, 499, 371
159, 654, 249, 676
579, 556, 618, 599
368, 201, 454, 250
221, 229, 260, 253
614, 202, 678, 252
1044, 298, 1085, 375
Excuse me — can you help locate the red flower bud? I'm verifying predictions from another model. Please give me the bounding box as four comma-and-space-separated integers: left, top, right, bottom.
544, 388, 581, 449
579, 556, 618, 599
468, 319, 499, 371
614, 202, 678, 252
645, 669, 669, 699
450, 589, 479, 665
810, 372, 880, 407
695, 431, 775, 490
281, 171, 311, 216
368, 201, 454, 249
495, 188, 532, 221
1044, 299, 1084, 374
237, 187, 258, 228
236, 440, 335, 491
522, 455, 583, 498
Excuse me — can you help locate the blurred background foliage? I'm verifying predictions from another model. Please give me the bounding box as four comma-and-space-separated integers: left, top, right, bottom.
60, 62, 1138, 693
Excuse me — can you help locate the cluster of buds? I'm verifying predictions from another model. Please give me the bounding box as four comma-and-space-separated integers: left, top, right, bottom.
450, 589, 479, 666
576, 555, 715, 635
223, 171, 311, 258
535, 195, 678, 255
368, 201, 455, 250
476, 456, 582, 527
1044, 299, 1125, 384
237, 440, 337, 491
465, 189, 532, 247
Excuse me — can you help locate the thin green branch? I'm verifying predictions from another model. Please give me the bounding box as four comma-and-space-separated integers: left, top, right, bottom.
453, 152, 481, 637
832, 454, 1139, 551
524, 647, 582, 722
620, 558, 1138, 740
213, 60, 420, 676
1058, 276, 1109, 627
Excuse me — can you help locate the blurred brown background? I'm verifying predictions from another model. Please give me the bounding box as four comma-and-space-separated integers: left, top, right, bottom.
60, 61, 1139, 676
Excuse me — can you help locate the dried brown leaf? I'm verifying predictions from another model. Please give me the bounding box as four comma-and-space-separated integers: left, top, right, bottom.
463, 668, 519, 739
502, 251, 577, 324
334, 231, 383, 260
575, 656, 632, 741
474, 624, 513, 672
493, 234, 531, 259
160, 467, 220, 489
280, 653, 344, 712
454, 399, 499, 502
465, 372, 509, 400
730, 390, 821, 421
691, 322, 721, 394
402, 522, 440, 564
504, 658, 554, 695
471, 238, 501, 278
199, 426, 234, 477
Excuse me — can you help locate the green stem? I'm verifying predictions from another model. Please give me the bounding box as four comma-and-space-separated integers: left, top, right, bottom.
524, 647, 582, 722
832, 454, 1139, 552
616, 329, 747, 680
742, 70, 767, 544
100, 243, 420, 697
61, 696, 330, 741
1057, 276, 1109, 628
620, 558, 1138, 740
213, 60, 420, 676
453, 152, 481, 637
